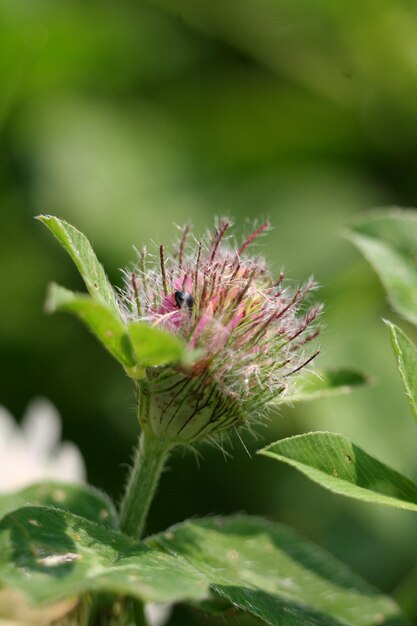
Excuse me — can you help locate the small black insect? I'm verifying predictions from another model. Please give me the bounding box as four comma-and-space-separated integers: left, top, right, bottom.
174, 290, 194, 312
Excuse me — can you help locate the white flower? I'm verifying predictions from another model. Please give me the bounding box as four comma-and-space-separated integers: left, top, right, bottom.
0, 398, 86, 492
144, 603, 172, 626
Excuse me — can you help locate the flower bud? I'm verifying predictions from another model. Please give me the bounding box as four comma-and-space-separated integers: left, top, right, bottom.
121, 220, 322, 443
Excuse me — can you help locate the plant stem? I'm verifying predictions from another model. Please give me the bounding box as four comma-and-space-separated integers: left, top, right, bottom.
120, 381, 172, 539
120, 428, 171, 538
118, 389, 172, 625
89, 386, 172, 626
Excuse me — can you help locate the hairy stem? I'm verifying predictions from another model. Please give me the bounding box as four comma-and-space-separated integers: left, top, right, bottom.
120, 428, 171, 538
120, 380, 172, 539
118, 386, 171, 625
89, 385, 172, 626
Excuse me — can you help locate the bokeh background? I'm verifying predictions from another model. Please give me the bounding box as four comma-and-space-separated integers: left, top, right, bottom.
2, 0, 417, 623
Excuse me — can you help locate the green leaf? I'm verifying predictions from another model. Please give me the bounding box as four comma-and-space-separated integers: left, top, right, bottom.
0, 482, 118, 529
37, 214, 120, 318
270, 368, 369, 404
151, 515, 406, 626
261, 432, 417, 512
346, 210, 417, 326
385, 320, 417, 425
0, 509, 406, 626
46, 283, 136, 372
127, 321, 188, 368
0, 506, 207, 606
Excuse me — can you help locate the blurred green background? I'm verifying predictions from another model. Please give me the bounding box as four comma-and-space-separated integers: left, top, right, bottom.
2, 0, 417, 623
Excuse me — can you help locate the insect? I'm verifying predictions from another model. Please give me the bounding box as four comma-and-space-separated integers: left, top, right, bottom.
174, 290, 194, 312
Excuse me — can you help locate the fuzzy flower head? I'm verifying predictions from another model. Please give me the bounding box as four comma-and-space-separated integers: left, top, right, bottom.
119, 220, 322, 444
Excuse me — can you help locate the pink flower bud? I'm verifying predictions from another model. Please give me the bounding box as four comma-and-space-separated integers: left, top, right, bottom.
121, 220, 322, 443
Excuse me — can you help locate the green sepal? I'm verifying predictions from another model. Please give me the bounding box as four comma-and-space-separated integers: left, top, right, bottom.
127, 321, 194, 369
